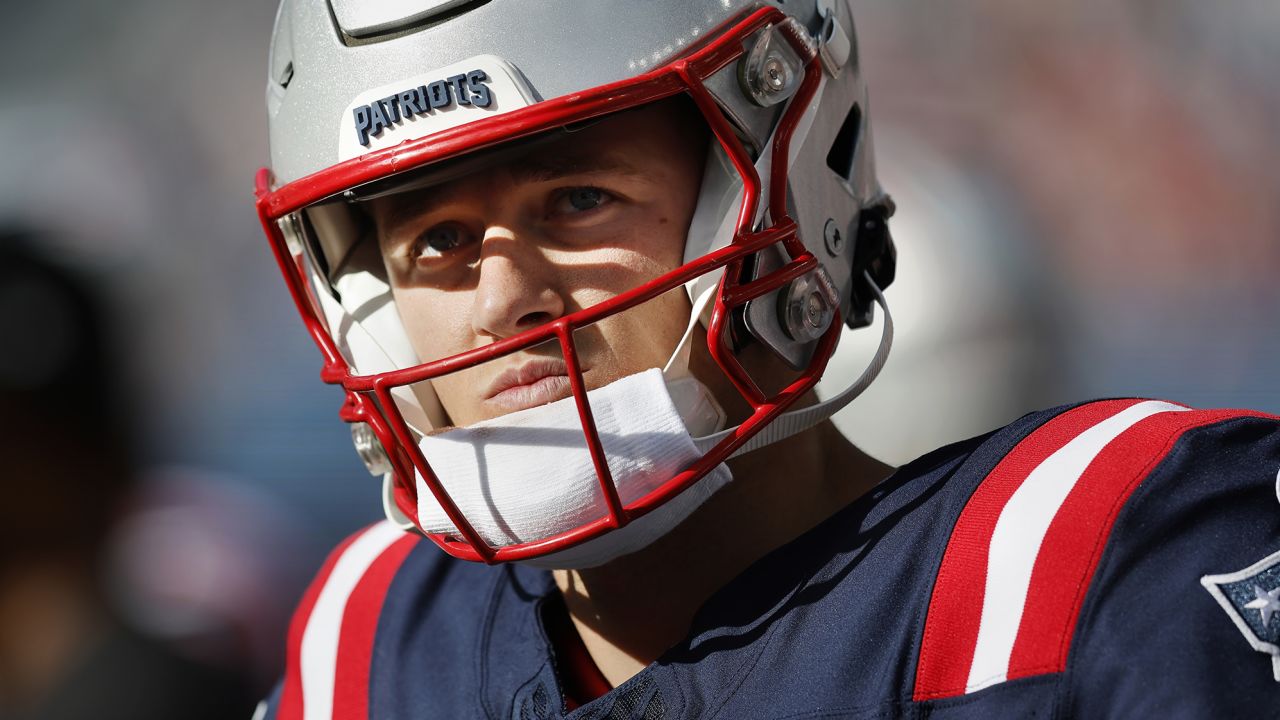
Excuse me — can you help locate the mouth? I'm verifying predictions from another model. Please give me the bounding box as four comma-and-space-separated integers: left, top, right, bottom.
482, 357, 577, 414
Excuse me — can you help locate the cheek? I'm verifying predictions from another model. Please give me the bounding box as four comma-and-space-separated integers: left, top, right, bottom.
392, 286, 486, 426
557, 215, 694, 378
577, 285, 692, 385
392, 286, 473, 363
553, 217, 688, 297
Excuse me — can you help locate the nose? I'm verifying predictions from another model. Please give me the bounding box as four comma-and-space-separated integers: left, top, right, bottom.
470, 228, 566, 340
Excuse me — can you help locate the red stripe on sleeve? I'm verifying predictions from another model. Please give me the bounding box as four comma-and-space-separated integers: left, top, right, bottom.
1006, 408, 1271, 680
278, 531, 364, 720
912, 399, 1141, 702
331, 534, 420, 720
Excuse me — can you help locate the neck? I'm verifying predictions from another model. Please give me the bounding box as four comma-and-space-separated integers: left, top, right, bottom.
552, 420, 891, 686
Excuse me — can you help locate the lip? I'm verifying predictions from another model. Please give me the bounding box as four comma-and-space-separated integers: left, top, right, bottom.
483, 357, 577, 414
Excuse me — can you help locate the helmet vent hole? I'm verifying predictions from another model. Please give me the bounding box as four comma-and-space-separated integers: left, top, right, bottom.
825, 102, 862, 180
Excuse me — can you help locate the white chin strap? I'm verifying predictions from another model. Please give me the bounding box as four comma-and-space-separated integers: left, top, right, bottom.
378, 273, 893, 568
692, 271, 894, 458
410, 367, 733, 568
539, 275, 893, 569
659, 268, 896, 460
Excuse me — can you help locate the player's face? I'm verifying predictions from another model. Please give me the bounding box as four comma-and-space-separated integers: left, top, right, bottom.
370, 100, 709, 427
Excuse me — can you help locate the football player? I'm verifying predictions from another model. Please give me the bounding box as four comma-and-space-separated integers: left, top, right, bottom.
252, 2, 1280, 717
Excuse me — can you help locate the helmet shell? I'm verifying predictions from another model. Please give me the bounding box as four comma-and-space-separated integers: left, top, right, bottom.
266, 0, 832, 184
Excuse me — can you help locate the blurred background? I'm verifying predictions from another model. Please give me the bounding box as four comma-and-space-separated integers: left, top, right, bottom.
0, 0, 1277, 713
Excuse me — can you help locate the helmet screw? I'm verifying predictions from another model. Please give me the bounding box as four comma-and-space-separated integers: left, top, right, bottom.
762, 56, 788, 92
351, 422, 392, 477
740, 24, 805, 107
804, 292, 829, 329
823, 218, 844, 256
782, 271, 836, 343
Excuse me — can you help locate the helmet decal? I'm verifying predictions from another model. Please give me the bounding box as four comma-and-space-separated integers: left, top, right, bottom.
338, 56, 534, 160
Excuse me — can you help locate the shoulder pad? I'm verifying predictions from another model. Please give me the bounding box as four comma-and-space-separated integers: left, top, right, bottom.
914, 399, 1277, 700
277, 521, 420, 720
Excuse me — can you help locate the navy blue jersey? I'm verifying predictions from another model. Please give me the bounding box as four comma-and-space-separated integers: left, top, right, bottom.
258, 399, 1280, 719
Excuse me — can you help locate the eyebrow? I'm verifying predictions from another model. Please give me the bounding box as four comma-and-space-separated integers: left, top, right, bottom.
376, 192, 448, 240
375, 152, 645, 236
505, 153, 643, 184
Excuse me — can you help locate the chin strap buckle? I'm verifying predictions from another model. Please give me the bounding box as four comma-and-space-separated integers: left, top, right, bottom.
846, 198, 896, 329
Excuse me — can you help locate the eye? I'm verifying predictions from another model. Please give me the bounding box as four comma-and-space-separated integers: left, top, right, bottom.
551, 186, 612, 216
568, 187, 604, 211
412, 222, 473, 260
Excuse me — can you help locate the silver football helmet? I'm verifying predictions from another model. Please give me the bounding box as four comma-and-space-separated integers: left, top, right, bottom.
257, 0, 895, 564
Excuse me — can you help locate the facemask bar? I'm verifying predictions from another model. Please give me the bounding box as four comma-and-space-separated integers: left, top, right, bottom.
255, 6, 836, 563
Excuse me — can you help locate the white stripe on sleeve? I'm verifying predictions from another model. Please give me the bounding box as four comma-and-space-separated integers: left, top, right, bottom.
965, 401, 1186, 693
300, 521, 405, 720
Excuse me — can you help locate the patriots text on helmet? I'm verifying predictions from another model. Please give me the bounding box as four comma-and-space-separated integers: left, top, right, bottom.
352, 70, 493, 147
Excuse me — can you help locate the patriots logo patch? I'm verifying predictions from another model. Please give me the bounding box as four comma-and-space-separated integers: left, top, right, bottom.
336, 55, 534, 162
1202, 548, 1280, 682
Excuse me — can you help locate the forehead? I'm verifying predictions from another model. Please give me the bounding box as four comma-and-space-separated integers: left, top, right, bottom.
363, 98, 705, 227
